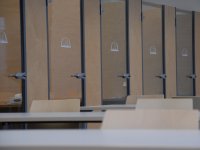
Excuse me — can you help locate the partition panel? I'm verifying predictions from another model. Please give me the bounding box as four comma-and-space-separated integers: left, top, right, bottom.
25, 0, 48, 111
195, 12, 200, 96
164, 6, 176, 98
129, 0, 142, 96
142, 3, 165, 95
176, 10, 194, 96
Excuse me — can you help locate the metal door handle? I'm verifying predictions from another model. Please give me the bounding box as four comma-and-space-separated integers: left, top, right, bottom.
187, 74, 196, 79
156, 74, 167, 79
71, 73, 85, 79
117, 73, 131, 79
8, 72, 26, 80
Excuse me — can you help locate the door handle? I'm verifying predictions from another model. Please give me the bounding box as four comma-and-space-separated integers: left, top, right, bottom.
156, 74, 167, 79
117, 73, 131, 79
8, 72, 26, 80
71, 73, 86, 79
187, 74, 196, 79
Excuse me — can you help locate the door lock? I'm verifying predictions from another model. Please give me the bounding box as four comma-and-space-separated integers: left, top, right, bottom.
71, 73, 86, 79
156, 74, 167, 79
187, 74, 196, 79
8, 72, 26, 80
117, 73, 131, 79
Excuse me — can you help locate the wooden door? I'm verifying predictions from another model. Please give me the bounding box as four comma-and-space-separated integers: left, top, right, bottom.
48, 0, 83, 102
142, 3, 165, 95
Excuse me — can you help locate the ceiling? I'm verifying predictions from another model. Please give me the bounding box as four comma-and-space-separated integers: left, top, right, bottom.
143, 0, 200, 12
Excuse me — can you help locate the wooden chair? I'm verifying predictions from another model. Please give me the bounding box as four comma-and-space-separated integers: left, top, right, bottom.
136, 98, 193, 109
29, 99, 80, 129
126, 95, 164, 104
101, 109, 199, 129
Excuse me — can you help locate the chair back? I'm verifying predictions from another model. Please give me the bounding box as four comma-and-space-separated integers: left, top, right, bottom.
101, 109, 199, 129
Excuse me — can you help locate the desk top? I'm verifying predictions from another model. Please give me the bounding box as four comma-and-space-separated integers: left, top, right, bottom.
81, 104, 136, 111
0, 130, 200, 150
0, 112, 104, 123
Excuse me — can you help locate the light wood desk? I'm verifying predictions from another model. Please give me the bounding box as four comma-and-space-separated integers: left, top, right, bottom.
0, 112, 104, 123
0, 130, 200, 150
80, 104, 136, 111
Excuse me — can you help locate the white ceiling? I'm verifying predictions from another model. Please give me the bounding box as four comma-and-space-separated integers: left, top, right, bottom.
143, 0, 200, 12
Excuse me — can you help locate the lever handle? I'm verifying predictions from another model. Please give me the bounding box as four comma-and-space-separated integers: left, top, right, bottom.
187, 74, 196, 79
117, 73, 131, 79
71, 73, 86, 79
8, 72, 26, 80
156, 74, 167, 79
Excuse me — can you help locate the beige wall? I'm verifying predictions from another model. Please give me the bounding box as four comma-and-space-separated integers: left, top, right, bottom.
84, 0, 101, 106
165, 6, 176, 98
129, 0, 143, 96
25, 0, 48, 111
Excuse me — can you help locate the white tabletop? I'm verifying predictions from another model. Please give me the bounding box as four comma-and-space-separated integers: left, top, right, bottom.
0, 112, 104, 123
0, 129, 200, 150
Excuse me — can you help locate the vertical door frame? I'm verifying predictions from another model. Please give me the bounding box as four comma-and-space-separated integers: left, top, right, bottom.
162, 5, 166, 97
192, 11, 196, 96
20, 0, 27, 112
125, 0, 130, 96
80, 0, 86, 106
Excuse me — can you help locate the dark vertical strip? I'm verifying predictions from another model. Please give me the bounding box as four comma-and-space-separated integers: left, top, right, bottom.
80, 0, 86, 106
20, 0, 27, 112
100, 0, 103, 104
175, 8, 178, 96
141, 1, 144, 95
162, 5, 166, 98
46, 0, 50, 100
126, 0, 130, 95
192, 11, 196, 96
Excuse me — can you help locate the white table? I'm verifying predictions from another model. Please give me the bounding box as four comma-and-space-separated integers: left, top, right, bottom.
0, 129, 200, 150
81, 104, 136, 111
0, 112, 104, 123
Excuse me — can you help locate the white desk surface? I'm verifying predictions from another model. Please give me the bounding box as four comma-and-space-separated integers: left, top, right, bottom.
0, 112, 104, 123
81, 104, 136, 111
0, 130, 200, 150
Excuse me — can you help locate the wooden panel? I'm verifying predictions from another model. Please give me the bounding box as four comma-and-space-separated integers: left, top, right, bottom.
102, 109, 199, 129
176, 11, 194, 96
25, 0, 48, 111
136, 98, 193, 109
142, 4, 163, 95
101, 1, 127, 100
164, 6, 176, 98
84, 0, 101, 106
195, 12, 200, 96
48, 0, 82, 99
129, 0, 142, 95
126, 94, 164, 104
30, 99, 80, 112
0, 0, 21, 104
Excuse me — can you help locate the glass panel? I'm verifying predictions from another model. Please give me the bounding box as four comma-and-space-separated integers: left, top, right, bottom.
0, 0, 22, 112
48, 0, 82, 100
176, 10, 194, 96
142, 3, 164, 95
101, 0, 128, 103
